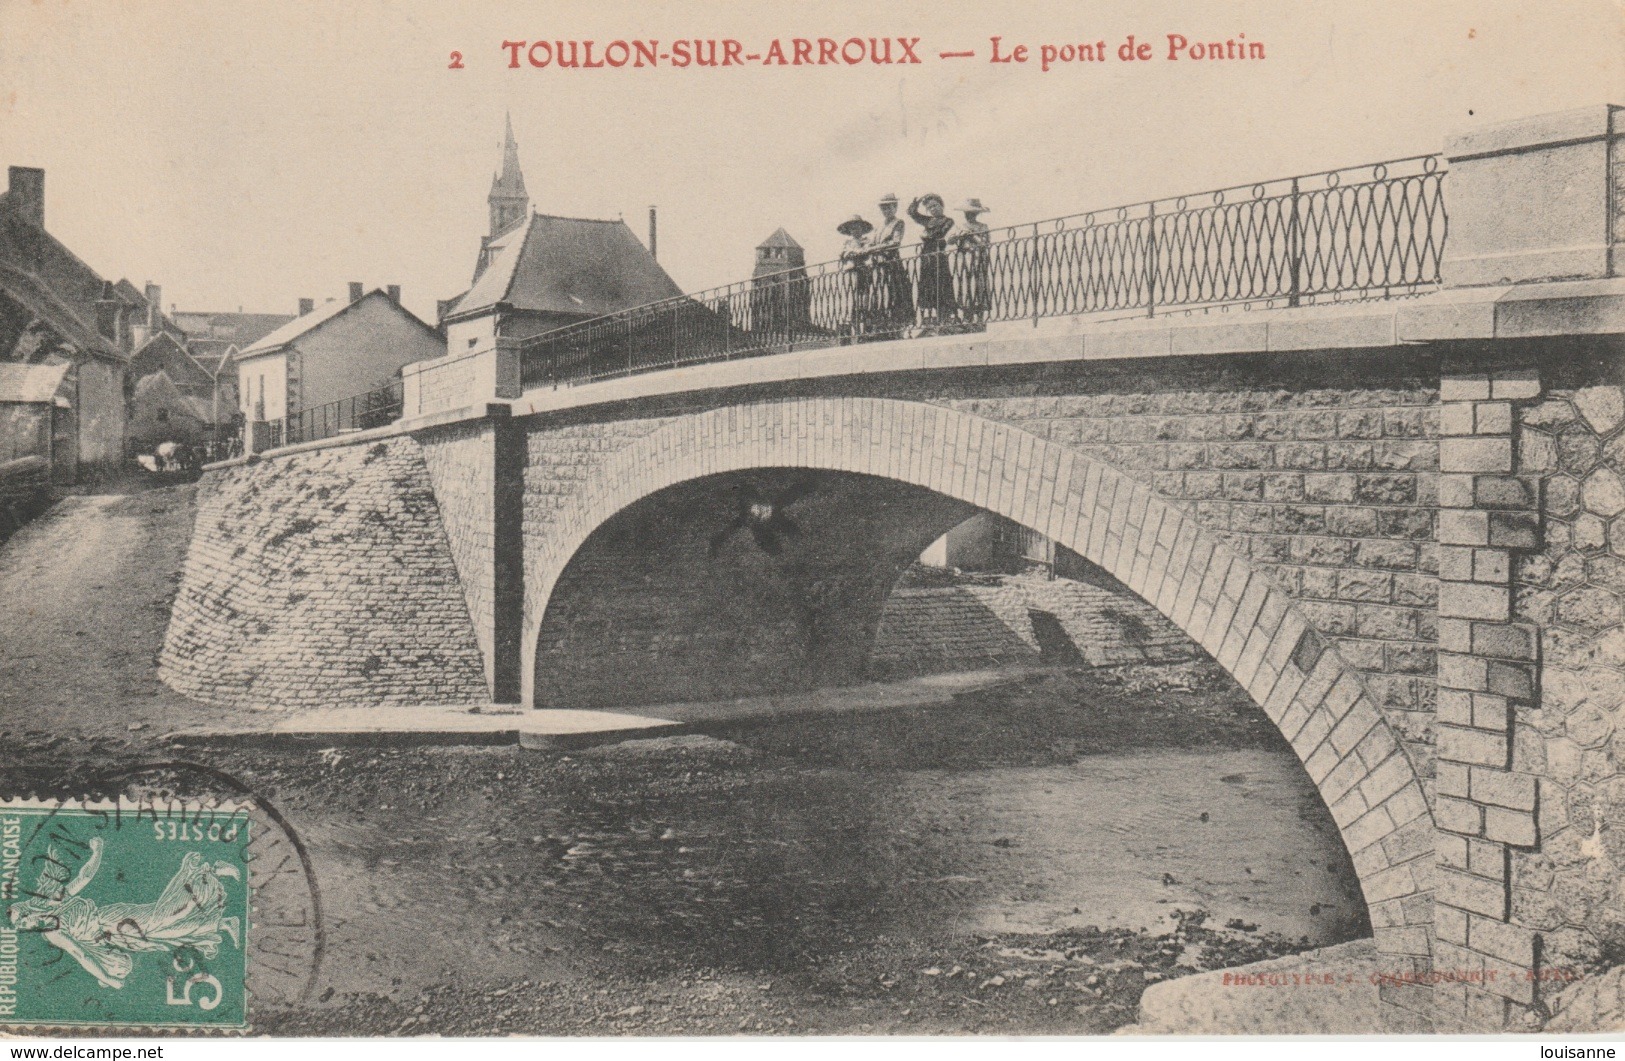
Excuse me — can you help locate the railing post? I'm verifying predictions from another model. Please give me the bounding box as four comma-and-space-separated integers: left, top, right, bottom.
724, 286, 734, 360
1146, 202, 1158, 318
1029, 224, 1041, 326
1288, 176, 1303, 308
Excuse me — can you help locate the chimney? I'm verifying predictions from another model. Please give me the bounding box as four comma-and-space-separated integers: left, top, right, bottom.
648, 206, 658, 261
94, 280, 124, 343
298, 298, 314, 316
386, 284, 401, 305
7, 167, 44, 228
144, 283, 162, 329
348, 282, 365, 303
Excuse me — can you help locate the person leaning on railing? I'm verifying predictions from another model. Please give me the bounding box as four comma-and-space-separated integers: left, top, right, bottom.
837, 214, 875, 340
908, 194, 957, 330
869, 194, 914, 335
952, 198, 992, 326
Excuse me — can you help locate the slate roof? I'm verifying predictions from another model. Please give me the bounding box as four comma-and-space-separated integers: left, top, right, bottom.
171, 311, 296, 347
132, 331, 216, 389
758, 228, 803, 250
0, 361, 72, 404
444, 212, 683, 322
0, 190, 123, 360
239, 290, 437, 358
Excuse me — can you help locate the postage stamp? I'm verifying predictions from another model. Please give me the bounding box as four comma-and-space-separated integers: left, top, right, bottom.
0, 798, 251, 1030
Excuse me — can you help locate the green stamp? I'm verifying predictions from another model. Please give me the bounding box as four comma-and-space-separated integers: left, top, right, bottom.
1, 798, 251, 1030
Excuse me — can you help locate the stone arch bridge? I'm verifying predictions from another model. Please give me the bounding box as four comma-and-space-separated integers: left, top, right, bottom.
160, 106, 1625, 1031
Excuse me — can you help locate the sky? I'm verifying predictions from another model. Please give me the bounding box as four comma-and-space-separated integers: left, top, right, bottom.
1, 0, 1621, 324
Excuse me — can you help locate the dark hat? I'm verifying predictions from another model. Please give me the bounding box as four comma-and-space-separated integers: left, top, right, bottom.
837, 214, 874, 237
919, 192, 945, 208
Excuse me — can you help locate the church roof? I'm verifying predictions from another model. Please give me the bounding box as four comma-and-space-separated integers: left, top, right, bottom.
445, 212, 684, 322
489, 112, 528, 202
757, 227, 802, 250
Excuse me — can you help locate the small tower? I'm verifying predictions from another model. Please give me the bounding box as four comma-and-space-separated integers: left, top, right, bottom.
750, 229, 810, 334
488, 113, 529, 238
753, 228, 805, 278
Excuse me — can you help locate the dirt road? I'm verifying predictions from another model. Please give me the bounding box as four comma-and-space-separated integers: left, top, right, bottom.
0, 485, 243, 737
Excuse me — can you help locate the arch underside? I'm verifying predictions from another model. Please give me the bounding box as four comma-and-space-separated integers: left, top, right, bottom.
521, 397, 1436, 959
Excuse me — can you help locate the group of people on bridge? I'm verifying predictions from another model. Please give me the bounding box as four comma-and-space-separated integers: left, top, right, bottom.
837, 193, 991, 339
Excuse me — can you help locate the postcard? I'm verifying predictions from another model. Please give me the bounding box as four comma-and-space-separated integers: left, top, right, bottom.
1, 0, 1622, 1039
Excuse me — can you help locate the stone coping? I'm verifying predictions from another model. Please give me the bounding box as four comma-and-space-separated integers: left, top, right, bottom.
509, 277, 1625, 421
212, 276, 1625, 467
202, 402, 511, 471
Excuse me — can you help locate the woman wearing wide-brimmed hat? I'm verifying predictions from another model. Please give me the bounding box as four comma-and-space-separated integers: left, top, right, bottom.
952, 197, 992, 324
908, 193, 957, 327
870, 194, 914, 333
837, 214, 875, 338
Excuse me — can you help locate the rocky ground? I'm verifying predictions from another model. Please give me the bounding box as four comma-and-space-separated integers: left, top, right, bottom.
2, 666, 1362, 1036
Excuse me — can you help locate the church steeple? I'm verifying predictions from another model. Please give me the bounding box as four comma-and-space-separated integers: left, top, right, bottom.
488, 112, 529, 238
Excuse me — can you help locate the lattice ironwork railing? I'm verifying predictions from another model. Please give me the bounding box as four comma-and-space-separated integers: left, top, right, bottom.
503, 154, 1445, 388
282, 378, 404, 447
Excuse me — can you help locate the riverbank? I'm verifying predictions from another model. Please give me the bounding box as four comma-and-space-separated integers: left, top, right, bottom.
2, 666, 1370, 1035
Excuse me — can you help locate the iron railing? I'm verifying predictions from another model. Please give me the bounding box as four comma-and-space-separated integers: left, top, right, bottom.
520, 154, 1446, 389
282, 378, 404, 446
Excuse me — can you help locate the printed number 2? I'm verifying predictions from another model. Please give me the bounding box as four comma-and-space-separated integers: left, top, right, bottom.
448, 50, 464, 69
167, 972, 223, 1011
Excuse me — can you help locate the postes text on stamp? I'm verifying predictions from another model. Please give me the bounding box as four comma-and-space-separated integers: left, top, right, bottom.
0, 798, 250, 1030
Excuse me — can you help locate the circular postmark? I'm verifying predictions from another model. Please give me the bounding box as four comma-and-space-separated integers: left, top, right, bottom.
0, 761, 322, 1032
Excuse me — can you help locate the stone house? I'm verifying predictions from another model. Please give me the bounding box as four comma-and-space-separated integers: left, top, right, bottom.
0, 361, 76, 482
235, 286, 442, 452
125, 330, 221, 452
0, 166, 132, 480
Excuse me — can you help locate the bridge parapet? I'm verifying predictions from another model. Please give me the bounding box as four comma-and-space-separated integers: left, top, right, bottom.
1443, 104, 1624, 288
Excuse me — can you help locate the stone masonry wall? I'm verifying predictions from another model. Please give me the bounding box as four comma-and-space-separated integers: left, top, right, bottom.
161, 436, 489, 708
418, 420, 498, 685
869, 567, 1202, 677
519, 354, 1439, 774
1508, 366, 1625, 976
908, 354, 1441, 782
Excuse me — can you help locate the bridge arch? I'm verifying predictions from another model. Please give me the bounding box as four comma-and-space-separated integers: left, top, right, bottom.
521, 396, 1434, 955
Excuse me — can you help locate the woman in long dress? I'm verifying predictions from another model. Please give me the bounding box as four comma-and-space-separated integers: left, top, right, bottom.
9, 838, 241, 989
953, 197, 993, 325
837, 214, 875, 340
869, 194, 914, 334
908, 194, 957, 327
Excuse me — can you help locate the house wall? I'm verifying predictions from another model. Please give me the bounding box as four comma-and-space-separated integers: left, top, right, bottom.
295, 297, 443, 411
238, 353, 288, 423
445, 314, 497, 360
74, 358, 126, 479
